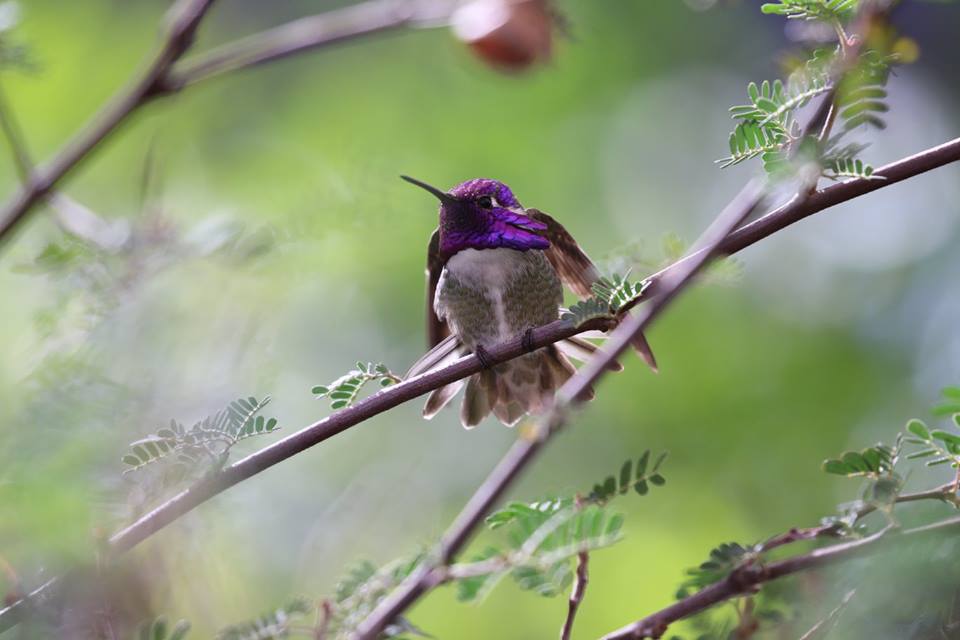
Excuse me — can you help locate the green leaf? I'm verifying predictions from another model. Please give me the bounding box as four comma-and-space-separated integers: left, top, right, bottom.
931, 430, 960, 446
619, 459, 632, 493
636, 450, 650, 477
907, 419, 931, 440
841, 451, 868, 472
823, 459, 852, 475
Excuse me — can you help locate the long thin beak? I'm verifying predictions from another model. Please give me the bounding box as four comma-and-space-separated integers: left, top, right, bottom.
401, 175, 458, 205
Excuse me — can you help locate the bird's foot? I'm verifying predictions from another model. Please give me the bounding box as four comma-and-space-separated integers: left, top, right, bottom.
474, 344, 494, 369
521, 328, 537, 353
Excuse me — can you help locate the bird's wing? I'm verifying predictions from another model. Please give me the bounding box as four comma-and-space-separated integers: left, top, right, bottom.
525, 208, 600, 299
526, 208, 658, 372
406, 333, 462, 379
426, 227, 451, 348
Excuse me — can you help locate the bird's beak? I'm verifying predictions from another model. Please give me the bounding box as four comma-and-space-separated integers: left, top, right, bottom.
401, 175, 458, 206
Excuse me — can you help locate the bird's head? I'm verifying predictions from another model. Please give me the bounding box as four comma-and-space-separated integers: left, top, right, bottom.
402, 176, 550, 256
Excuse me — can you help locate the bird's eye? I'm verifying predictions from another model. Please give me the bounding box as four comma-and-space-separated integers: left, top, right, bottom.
477, 196, 493, 209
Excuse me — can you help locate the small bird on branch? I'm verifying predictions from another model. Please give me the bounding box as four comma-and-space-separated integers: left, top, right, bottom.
403, 176, 656, 428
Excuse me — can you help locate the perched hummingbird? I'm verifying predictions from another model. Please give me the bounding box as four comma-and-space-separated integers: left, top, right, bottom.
403, 176, 657, 428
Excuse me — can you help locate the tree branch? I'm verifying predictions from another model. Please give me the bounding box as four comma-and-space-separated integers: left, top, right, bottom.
635, 136, 960, 303
599, 516, 960, 640
560, 551, 589, 640
758, 480, 960, 553
0, 0, 452, 248
348, 21, 949, 624
0, 81, 130, 250
162, 0, 447, 91
0, 0, 217, 246
1, 134, 957, 634
351, 163, 768, 638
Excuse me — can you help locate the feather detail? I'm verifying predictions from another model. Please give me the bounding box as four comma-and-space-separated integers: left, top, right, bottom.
556, 337, 624, 371
406, 333, 462, 379
424, 380, 465, 419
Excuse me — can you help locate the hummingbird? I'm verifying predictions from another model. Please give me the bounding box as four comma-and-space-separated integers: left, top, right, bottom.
403, 176, 657, 428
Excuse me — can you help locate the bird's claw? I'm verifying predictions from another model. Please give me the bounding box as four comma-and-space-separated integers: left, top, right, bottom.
475, 344, 493, 369
521, 328, 536, 353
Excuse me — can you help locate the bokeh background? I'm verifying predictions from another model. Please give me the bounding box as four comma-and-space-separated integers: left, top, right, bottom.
2, 0, 960, 637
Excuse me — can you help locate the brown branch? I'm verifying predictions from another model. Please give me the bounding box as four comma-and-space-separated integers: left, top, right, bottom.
347, 18, 944, 626
561, 551, 589, 640
0, 0, 217, 246
597, 480, 959, 640
599, 516, 960, 640
0, 0, 451, 248
635, 136, 960, 303
163, 0, 445, 91
350, 164, 767, 638
759, 481, 960, 553
0, 81, 130, 250
1, 131, 957, 634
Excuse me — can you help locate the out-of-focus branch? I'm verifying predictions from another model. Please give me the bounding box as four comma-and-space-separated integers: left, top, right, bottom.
162, 0, 450, 91
599, 516, 960, 640
0, 84, 31, 180
0, 83, 130, 250
0, 0, 454, 248
759, 480, 960, 553
0, 0, 217, 246
560, 551, 589, 640
797, 589, 856, 640
598, 480, 959, 640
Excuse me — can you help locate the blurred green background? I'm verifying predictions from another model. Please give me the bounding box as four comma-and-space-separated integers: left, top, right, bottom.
2, 0, 960, 637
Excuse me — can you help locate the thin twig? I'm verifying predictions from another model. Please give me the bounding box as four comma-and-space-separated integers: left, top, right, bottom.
0, 83, 32, 181
759, 481, 960, 553
599, 516, 960, 640
561, 551, 589, 640
0, 0, 452, 248
1, 135, 958, 634
315, 599, 333, 640
0, 86, 130, 250
163, 0, 447, 91
797, 589, 856, 640
596, 479, 958, 638
0, 0, 217, 246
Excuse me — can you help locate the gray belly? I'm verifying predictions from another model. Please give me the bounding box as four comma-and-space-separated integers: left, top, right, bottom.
435, 248, 562, 350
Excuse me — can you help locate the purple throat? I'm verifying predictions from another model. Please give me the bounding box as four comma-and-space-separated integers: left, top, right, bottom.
441, 178, 550, 255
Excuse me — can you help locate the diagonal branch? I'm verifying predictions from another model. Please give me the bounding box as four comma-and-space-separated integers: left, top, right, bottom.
0, 82, 130, 250
348, 10, 942, 626
0, 0, 452, 248
597, 479, 960, 639
162, 0, 446, 91
351, 168, 768, 639
599, 515, 960, 640
1, 136, 957, 633
0, 0, 217, 245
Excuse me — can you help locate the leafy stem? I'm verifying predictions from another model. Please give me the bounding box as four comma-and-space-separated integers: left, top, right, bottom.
312, 361, 403, 410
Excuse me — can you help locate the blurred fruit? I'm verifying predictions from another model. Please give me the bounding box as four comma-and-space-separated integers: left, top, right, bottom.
451, 0, 554, 71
